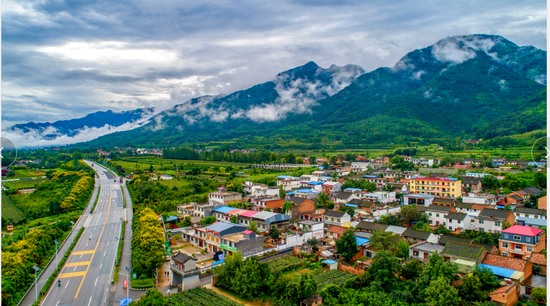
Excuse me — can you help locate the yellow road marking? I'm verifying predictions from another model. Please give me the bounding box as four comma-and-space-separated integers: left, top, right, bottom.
58, 271, 86, 278
74, 178, 112, 299
65, 261, 91, 267
72, 250, 94, 255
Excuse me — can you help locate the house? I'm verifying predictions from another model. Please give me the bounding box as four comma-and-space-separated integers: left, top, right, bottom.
252, 197, 285, 212
402, 229, 438, 244
385, 225, 407, 236
322, 211, 351, 228
506, 194, 524, 206
432, 197, 455, 207
170, 252, 200, 291
322, 182, 342, 195
426, 205, 455, 227
300, 294, 323, 306
208, 191, 243, 206
445, 212, 472, 231
409, 176, 461, 198
327, 225, 346, 239
489, 284, 519, 306
461, 177, 482, 192
462, 194, 500, 206
177, 204, 195, 215
409, 241, 445, 262
454, 202, 473, 214
427, 172, 446, 178
403, 193, 437, 206
390, 183, 407, 193
473, 208, 515, 233
363, 176, 387, 187
350, 162, 372, 172
441, 241, 487, 273
201, 222, 248, 252
287, 197, 315, 219
333, 191, 357, 204
276, 176, 302, 190
360, 191, 396, 204
492, 157, 506, 167
220, 230, 264, 257
213, 206, 246, 222
529, 252, 547, 275
192, 202, 218, 218
481, 254, 532, 282
160, 174, 173, 180
538, 195, 547, 210
520, 275, 546, 300
249, 211, 290, 232
499, 225, 546, 260
516, 217, 547, 229
513, 207, 546, 220
356, 221, 388, 233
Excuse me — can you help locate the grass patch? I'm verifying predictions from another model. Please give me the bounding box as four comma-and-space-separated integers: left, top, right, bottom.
1, 193, 25, 224
157, 180, 190, 188
13, 170, 46, 178
3, 178, 49, 190
120, 186, 126, 208
90, 186, 101, 213
112, 221, 125, 283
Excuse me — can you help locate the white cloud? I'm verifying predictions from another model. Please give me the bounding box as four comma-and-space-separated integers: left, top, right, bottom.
432, 39, 476, 64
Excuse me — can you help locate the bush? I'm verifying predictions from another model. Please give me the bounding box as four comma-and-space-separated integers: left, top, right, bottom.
140, 274, 147, 280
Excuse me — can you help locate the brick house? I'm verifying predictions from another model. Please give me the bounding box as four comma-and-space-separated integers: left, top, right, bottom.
499, 225, 546, 260
489, 285, 519, 306
481, 254, 532, 282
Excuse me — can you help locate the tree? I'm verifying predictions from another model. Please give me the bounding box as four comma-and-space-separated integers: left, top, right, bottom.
531, 287, 546, 303
396, 240, 409, 258
414, 221, 432, 232
400, 205, 422, 225
264, 208, 271, 212
296, 157, 304, 164
432, 224, 451, 235
534, 172, 547, 188
136, 288, 165, 306
440, 156, 455, 167
200, 216, 217, 225
306, 237, 319, 249
297, 273, 317, 302
269, 152, 277, 162
379, 214, 400, 226
230, 215, 239, 224
248, 221, 258, 232
340, 206, 355, 216
281, 201, 293, 215
419, 252, 458, 287
481, 175, 500, 190
309, 156, 317, 165
315, 192, 335, 209
365, 250, 400, 292
532, 264, 542, 276
472, 265, 499, 293
369, 230, 399, 253
268, 225, 280, 241
458, 274, 482, 303
322, 161, 330, 169
424, 276, 461, 306
285, 153, 296, 164
401, 259, 422, 280
279, 186, 286, 199
335, 230, 357, 261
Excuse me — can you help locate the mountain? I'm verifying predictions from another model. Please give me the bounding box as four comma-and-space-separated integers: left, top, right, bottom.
5, 108, 155, 147
14, 34, 547, 149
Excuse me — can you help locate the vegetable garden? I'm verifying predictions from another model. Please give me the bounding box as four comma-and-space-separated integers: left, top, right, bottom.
266, 256, 306, 274
314, 269, 355, 292
165, 287, 242, 306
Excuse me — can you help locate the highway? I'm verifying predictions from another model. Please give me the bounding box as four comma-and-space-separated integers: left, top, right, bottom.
41, 161, 127, 306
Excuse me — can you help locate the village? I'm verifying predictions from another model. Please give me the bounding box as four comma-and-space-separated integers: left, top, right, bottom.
159, 155, 547, 306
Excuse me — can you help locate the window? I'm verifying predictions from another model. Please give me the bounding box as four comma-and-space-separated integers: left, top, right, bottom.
413, 250, 419, 256
479, 220, 484, 224
429, 213, 432, 216
436, 214, 440, 217
337, 219, 340, 222
480, 228, 485, 232
515, 244, 522, 251
449, 226, 453, 230
513, 235, 521, 241
504, 234, 509, 239
331, 218, 334, 222
526, 237, 531, 243
502, 242, 508, 248
527, 246, 534, 252
495, 222, 500, 226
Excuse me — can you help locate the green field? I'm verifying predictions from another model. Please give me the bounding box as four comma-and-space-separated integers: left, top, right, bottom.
1, 193, 25, 224
110, 157, 250, 175
13, 169, 47, 178
157, 180, 190, 188
3, 178, 49, 190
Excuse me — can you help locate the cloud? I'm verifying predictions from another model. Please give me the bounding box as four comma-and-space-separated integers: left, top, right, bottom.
1, 0, 546, 129
432, 39, 476, 64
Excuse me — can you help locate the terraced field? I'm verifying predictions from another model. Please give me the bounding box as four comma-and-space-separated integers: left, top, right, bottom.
1, 193, 25, 223
3, 178, 49, 190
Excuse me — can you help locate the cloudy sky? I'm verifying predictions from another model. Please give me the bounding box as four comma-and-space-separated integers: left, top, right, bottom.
2, 0, 546, 126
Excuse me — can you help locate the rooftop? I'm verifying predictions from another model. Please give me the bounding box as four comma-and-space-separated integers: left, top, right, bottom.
427, 205, 454, 212
412, 176, 459, 181
205, 222, 247, 233
502, 225, 544, 236
447, 212, 467, 221
529, 253, 547, 266
478, 208, 512, 220
410, 241, 445, 253
442, 241, 485, 260
405, 193, 437, 199
403, 229, 432, 240
483, 254, 527, 272
514, 207, 544, 215
213, 206, 236, 214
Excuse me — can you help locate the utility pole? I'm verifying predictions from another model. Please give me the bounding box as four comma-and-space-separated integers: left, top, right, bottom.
33, 265, 40, 302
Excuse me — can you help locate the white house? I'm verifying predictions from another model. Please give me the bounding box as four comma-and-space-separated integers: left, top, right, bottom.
426, 205, 454, 227
473, 208, 515, 233
445, 212, 473, 231
462, 193, 500, 206
322, 211, 351, 228
350, 162, 372, 172
513, 207, 546, 220
409, 241, 445, 262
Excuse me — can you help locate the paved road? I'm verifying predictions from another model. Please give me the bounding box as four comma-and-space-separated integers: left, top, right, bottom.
41, 161, 127, 306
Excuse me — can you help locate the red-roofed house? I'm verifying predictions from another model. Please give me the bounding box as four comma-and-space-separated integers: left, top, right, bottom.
489, 284, 519, 306
529, 252, 547, 276
483, 254, 532, 282
499, 226, 546, 260
327, 225, 346, 239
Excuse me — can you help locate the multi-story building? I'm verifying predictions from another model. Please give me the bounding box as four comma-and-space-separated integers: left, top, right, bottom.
321, 182, 342, 195
208, 191, 242, 206
403, 193, 436, 206
462, 193, 500, 206
276, 176, 301, 190
409, 176, 461, 198
426, 205, 455, 227
513, 207, 546, 220
499, 225, 546, 260
445, 212, 473, 231
322, 211, 351, 228
472, 208, 515, 233
251, 197, 285, 212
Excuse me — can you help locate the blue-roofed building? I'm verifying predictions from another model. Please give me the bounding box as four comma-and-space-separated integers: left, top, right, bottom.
321, 259, 338, 270
478, 264, 520, 279
516, 217, 548, 229
355, 236, 370, 246
213, 206, 235, 214
345, 204, 359, 208
344, 188, 362, 192
166, 215, 178, 223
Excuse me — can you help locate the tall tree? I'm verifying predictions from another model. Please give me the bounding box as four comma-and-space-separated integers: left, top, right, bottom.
281, 201, 293, 215
424, 276, 461, 306
365, 250, 400, 292
309, 156, 317, 165
419, 252, 458, 287
279, 186, 286, 199
335, 230, 357, 261
369, 230, 400, 253
268, 225, 280, 241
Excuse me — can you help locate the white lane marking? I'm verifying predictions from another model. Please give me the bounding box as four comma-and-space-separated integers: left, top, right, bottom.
107, 241, 109, 246
90, 234, 93, 239
86, 243, 88, 248
95, 277, 98, 286
88, 296, 93, 306
104, 295, 107, 303
74, 266, 77, 271
80, 254, 83, 259
56, 300, 60, 306
65, 280, 70, 288
100, 263, 103, 269
104, 251, 106, 256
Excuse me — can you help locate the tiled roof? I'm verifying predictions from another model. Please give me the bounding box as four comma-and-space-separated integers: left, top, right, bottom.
438, 235, 472, 246
403, 229, 432, 240
324, 210, 346, 218
356, 221, 375, 230
442, 241, 485, 260
454, 202, 473, 209
509, 195, 523, 201
427, 205, 453, 212
434, 197, 455, 204
471, 204, 490, 211
334, 191, 354, 199
462, 177, 481, 185
372, 223, 390, 232
447, 212, 467, 221
529, 253, 547, 266
489, 285, 517, 296
478, 208, 512, 220
173, 252, 196, 263
483, 254, 527, 272
328, 225, 346, 235
514, 207, 544, 215
502, 225, 544, 236
522, 187, 543, 195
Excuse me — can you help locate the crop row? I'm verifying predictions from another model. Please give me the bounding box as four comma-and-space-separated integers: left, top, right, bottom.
3, 178, 49, 190
314, 269, 355, 291
266, 256, 306, 274
165, 287, 242, 306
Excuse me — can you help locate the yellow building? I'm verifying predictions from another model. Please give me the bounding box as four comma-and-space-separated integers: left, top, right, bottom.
409, 176, 462, 198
